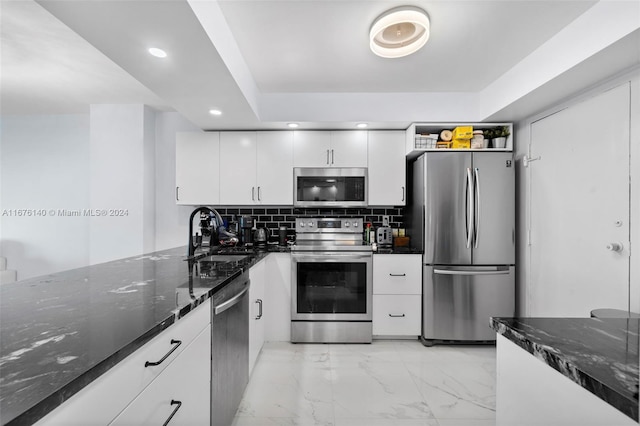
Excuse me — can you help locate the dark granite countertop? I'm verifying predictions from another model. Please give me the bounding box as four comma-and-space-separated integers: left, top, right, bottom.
491, 317, 639, 421
0, 246, 272, 426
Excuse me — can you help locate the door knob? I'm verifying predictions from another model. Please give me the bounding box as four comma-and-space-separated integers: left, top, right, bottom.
606, 242, 623, 252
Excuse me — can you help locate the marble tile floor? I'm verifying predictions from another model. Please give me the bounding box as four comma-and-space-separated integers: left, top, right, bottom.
232, 340, 496, 426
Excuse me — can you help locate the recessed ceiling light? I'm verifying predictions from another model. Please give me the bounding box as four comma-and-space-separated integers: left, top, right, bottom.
148, 47, 167, 58
209, 109, 222, 116
287, 123, 299, 128
356, 123, 368, 128
370, 6, 430, 58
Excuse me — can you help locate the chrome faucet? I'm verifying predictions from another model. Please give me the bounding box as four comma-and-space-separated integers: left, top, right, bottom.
188, 206, 220, 258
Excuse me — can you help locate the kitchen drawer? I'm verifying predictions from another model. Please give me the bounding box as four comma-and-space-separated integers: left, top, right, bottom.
109, 325, 211, 425
35, 299, 211, 425
373, 254, 422, 295
373, 295, 421, 336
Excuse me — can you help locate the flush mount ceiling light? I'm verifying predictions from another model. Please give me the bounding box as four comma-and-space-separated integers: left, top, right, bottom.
369, 6, 430, 58
209, 109, 222, 116
148, 47, 167, 58
287, 123, 299, 128
356, 123, 368, 128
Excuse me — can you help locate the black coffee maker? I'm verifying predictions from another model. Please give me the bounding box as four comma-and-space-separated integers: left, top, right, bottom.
239, 215, 254, 246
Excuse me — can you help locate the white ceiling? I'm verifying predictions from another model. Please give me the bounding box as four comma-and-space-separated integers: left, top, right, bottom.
218, 0, 595, 93
1, 0, 639, 130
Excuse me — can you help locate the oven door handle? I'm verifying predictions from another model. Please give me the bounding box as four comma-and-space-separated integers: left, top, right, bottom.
292, 253, 372, 260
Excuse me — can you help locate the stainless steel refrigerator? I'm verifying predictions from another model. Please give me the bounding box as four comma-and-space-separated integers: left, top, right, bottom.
410, 152, 515, 346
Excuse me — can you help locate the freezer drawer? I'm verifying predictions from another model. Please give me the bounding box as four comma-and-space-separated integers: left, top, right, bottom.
422, 265, 515, 343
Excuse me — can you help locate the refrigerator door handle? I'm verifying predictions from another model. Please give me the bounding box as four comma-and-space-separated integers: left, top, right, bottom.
465, 168, 474, 249
433, 268, 511, 276
474, 167, 480, 248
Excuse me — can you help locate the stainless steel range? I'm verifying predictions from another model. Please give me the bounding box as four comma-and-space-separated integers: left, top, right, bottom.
291, 218, 373, 343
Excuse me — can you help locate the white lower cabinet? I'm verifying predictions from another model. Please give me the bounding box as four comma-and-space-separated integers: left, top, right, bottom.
35, 299, 211, 425
372, 254, 422, 337
109, 325, 211, 425
249, 258, 266, 375
373, 295, 421, 335
264, 253, 292, 342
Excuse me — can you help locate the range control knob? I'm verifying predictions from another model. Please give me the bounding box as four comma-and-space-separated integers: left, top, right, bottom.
299, 222, 305, 228
308, 221, 314, 227
345, 222, 350, 228
353, 222, 359, 227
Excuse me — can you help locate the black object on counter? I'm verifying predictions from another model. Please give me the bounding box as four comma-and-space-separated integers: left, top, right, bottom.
278, 226, 287, 246
239, 215, 254, 246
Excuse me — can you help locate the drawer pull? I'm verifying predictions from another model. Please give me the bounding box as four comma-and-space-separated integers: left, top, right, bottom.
145, 339, 182, 367
162, 400, 182, 426
389, 273, 406, 277
255, 299, 263, 320
389, 313, 406, 318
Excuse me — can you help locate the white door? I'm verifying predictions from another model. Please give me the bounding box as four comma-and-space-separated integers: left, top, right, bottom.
529, 83, 630, 316
257, 131, 293, 204
175, 132, 219, 205
368, 131, 406, 205
293, 131, 331, 167
331, 130, 368, 167
219, 132, 257, 205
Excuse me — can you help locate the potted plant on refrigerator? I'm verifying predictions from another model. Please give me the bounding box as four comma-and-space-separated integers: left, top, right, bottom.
486, 126, 510, 149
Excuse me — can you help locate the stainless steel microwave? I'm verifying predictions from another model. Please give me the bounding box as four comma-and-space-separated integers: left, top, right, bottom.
293, 168, 368, 207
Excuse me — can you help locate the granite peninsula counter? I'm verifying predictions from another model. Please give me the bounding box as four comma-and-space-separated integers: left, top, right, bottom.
491, 317, 639, 425
0, 246, 269, 425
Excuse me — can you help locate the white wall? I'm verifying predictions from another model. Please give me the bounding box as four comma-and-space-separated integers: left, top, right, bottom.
154, 112, 202, 252
514, 69, 640, 315
88, 104, 156, 264
0, 114, 90, 280
1, 105, 165, 281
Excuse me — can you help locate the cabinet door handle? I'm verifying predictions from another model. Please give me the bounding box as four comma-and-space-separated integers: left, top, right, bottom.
257, 186, 261, 201
162, 400, 182, 426
389, 273, 406, 277
252, 186, 255, 201
326, 149, 330, 165
331, 149, 334, 165
389, 313, 406, 318
144, 339, 182, 367
176, 187, 179, 201
402, 186, 405, 202
256, 298, 263, 319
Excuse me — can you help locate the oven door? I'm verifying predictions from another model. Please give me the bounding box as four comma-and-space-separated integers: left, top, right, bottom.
291, 252, 372, 321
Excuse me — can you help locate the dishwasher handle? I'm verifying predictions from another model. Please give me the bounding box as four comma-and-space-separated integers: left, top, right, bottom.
214, 281, 249, 315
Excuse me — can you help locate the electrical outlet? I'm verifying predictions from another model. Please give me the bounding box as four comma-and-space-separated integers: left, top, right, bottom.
382, 215, 390, 226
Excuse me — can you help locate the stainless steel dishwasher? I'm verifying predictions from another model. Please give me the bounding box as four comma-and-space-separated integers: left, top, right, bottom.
211, 271, 249, 426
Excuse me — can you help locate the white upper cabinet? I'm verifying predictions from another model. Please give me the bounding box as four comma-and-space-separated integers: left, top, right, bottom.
256, 131, 293, 205
293, 130, 367, 167
292, 131, 331, 167
219, 131, 293, 205
176, 132, 219, 205
330, 131, 368, 167
368, 131, 406, 206
220, 132, 257, 205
